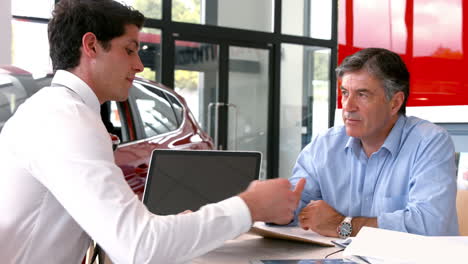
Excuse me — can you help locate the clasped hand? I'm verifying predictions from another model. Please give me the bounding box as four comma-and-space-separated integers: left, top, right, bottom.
298, 200, 344, 237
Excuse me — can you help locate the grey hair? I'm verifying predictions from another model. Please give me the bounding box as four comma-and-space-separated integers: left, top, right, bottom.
336, 48, 409, 115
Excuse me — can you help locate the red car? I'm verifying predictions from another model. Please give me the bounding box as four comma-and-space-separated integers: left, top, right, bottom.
0, 65, 214, 198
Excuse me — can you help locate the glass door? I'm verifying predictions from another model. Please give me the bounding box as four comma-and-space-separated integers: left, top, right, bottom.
173, 40, 219, 133
227, 46, 270, 179
174, 40, 271, 179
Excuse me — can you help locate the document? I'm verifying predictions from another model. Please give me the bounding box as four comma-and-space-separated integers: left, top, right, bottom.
250, 259, 357, 264
250, 222, 335, 246
343, 227, 468, 263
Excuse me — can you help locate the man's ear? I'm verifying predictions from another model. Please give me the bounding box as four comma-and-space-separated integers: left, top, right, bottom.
391, 91, 404, 115
82, 32, 98, 58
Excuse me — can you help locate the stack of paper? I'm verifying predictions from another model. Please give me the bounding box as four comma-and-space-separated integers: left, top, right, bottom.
343, 227, 468, 263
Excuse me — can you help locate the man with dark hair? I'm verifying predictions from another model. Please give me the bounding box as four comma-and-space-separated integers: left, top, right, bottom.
289, 48, 458, 238
0, 0, 305, 263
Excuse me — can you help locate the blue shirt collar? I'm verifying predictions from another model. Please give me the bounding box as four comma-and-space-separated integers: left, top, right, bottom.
344, 115, 407, 158
380, 115, 406, 156
345, 135, 361, 158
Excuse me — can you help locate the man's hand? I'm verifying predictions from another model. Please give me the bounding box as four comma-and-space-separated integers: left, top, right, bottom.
239, 178, 306, 225
298, 200, 343, 237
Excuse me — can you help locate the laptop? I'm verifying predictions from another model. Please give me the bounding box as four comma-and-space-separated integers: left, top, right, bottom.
143, 149, 262, 215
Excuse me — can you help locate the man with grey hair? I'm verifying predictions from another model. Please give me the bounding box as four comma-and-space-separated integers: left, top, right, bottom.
289, 48, 458, 238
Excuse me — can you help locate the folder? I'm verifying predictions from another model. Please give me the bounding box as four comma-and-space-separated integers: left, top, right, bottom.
250, 222, 335, 246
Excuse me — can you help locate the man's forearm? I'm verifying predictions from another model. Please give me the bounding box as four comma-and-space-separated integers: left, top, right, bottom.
351, 217, 378, 236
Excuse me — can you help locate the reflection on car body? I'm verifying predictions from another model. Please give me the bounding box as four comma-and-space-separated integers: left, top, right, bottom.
0, 65, 214, 199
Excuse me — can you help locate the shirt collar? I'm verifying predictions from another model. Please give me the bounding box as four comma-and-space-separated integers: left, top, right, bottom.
344, 115, 407, 157
380, 114, 406, 156
345, 135, 361, 158
51, 70, 101, 114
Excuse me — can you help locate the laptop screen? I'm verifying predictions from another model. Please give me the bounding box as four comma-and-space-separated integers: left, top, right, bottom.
143, 149, 261, 215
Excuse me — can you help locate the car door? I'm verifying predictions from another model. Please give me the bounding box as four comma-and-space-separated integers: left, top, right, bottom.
109, 80, 213, 198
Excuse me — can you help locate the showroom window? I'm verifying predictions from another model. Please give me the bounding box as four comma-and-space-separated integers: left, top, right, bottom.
126, 0, 162, 20
174, 41, 219, 130
171, 0, 274, 32
282, 0, 332, 39
138, 28, 162, 81
9, 0, 338, 179
279, 44, 331, 178
11, 19, 51, 74
11, 0, 54, 74
12, 0, 54, 19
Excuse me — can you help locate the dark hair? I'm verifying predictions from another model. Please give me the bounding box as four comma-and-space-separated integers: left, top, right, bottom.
48, 0, 145, 71
335, 48, 410, 115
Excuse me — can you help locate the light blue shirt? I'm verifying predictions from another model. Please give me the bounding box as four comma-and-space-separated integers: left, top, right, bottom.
290, 115, 459, 235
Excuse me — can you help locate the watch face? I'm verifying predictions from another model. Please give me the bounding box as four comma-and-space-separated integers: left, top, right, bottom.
339, 222, 352, 238
341, 223, 351, 233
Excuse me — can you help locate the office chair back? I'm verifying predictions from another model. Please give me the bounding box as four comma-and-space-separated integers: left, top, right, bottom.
456, 189, 468, 236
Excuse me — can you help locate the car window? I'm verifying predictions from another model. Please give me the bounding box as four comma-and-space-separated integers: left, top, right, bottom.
166, 93, 184, 125
109, 101, 124, 138
0, 75, 29, 132
100, 101, 130, 143
132, 82, 179, 138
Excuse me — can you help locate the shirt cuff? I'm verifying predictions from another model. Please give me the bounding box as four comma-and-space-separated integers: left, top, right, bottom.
219, 196, 253, 233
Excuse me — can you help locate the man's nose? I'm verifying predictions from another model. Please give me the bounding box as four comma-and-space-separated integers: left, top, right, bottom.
134, 55, 144, 73
343, 94, 357, 112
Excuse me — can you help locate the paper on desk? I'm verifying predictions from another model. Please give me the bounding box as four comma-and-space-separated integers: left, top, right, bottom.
343, 227, 468, 263
250, 222, 335, 246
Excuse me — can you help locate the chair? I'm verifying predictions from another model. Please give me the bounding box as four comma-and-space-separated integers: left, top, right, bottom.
456, 189, 468, 236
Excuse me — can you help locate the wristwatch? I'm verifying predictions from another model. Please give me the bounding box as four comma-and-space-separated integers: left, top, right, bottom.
337, 216, 353, 239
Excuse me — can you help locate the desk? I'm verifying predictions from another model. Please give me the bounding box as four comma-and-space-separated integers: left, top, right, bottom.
192, 231, 343, 264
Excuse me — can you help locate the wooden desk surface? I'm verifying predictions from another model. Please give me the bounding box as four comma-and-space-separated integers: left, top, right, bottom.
192, 231, 343, 264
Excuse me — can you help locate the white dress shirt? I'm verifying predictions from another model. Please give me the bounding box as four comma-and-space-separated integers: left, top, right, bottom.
0, 70, 252, 264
